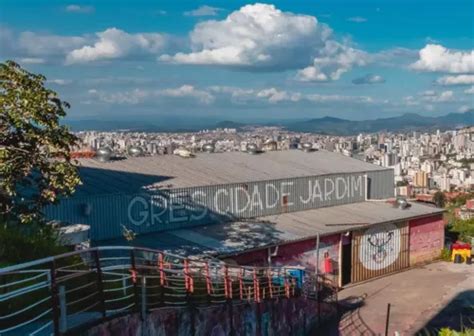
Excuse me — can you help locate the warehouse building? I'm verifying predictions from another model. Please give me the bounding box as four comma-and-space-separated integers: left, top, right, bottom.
45, 150, 445, 286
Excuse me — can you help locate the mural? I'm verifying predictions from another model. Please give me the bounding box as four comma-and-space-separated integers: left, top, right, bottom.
85, 298, 337, 336
352, 222, 409, 283
359, 223, 401, 271
270, 235, 340, 282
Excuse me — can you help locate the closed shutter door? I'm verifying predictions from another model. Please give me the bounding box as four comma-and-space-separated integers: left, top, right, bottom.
352, 222, 409, 283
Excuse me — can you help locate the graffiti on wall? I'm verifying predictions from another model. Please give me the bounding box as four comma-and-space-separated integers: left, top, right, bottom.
359, 223, 401, 271
272, 235, 340, 278
86, 298, 337, 336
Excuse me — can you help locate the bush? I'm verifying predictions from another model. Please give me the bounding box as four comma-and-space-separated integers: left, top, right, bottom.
439, 327, 474, 336
450, 218, 474, 243
0, 222, 67, 266
440, 248, 452, 261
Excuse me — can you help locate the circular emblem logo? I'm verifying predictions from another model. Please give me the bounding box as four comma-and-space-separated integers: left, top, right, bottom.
359, 223, 400, 271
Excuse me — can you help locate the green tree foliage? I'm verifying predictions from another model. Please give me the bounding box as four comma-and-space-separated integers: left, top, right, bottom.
0, 224, 66, 266
450, 218, 474, 242
433, 191, 447, 208
450, 192, 474, 208
396, 180, 409, 187
0, 61, 81, 225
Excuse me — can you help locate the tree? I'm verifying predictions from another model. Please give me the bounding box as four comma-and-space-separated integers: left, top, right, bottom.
396, 180, 409, 187
433, 191, 447, 208
0, 60, 81, 225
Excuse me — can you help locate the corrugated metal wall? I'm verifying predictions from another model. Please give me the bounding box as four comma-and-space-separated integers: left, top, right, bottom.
351, 221, 409, 283
45, 169, 395, 241
366, 169, 394, 199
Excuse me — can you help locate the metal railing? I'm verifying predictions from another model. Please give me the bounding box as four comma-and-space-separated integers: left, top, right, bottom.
0, 246, 337, 335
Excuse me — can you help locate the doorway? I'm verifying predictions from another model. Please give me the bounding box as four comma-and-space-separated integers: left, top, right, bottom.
341, 233, 352, 286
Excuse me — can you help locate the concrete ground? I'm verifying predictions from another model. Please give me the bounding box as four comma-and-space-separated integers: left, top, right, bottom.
333, 262, 473, 335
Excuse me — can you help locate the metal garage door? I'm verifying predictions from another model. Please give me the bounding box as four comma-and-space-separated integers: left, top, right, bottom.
351, 221, 409, 283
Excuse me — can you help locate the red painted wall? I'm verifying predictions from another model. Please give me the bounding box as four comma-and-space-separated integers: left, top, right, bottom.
409, 214, 445, 266
229, 234, 341, 281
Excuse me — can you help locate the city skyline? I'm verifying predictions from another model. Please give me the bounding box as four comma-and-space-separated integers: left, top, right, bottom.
1, 0, 473, 122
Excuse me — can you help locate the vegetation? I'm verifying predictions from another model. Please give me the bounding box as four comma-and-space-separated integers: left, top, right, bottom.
448, 218, 474, 243
396, 180, 409, 187
0, 60, 80, 265
459, 158, 474, 169
440, 248, 452, 261
0, 224, 66, 266
449, 192, 474, 208
433, 191, 447, 208
439, 327, 474, 336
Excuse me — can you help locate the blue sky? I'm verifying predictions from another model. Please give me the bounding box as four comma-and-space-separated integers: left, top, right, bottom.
1, 0, 473, 122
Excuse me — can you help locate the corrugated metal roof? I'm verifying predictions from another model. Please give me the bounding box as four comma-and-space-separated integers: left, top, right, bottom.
76, 150, 389, 196
99, 201, 444, 257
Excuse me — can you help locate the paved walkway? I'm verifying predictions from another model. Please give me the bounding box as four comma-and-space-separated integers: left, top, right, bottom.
334, 262, 473, 335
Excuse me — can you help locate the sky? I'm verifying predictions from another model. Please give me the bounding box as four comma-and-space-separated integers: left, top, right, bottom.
1, 0, 473, 122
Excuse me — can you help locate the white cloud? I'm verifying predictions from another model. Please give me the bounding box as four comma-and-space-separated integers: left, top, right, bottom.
296, 41, 369, 81
19, 57, 45, 64
425, 37, 439, 44
88, 84, 379, 107
421, 90, 455, 102
161, 4, 330, 69
48, 79, 72, 85
208, 86, 256, 104
404, 90, 456, 106
66, 28, 167, 64
372, 47, 418, 67
2, 27, 180, 64
347, 17, 367, 23
162, 3, 351, 77
403, 96, 418, 106
256, 88, 301, 103
88, 85, 215, 105
458, 105, 472, 112
65, 4, 94, 13
465, 86, 474, 94
305, 93, 373, 103
352, 73, 385, 84
210, 85, 375, 105
184, 5, 223, 17
18, 32, 87, 57
88, 88, 148, 104
158, 85, 215, 104
411, 44, 474, 73
436, 75, 474, 86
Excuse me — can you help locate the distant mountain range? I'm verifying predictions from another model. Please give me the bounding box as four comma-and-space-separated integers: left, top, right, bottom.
217, 110, 473, 135
284, 110, 473, 135
67, 110, 473, 135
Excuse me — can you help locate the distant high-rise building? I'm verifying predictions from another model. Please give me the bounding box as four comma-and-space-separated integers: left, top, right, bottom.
414, 171, 428, 188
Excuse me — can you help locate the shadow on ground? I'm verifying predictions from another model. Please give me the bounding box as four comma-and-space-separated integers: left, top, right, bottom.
416, 290, 474, 335
316, 294, 377, 336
